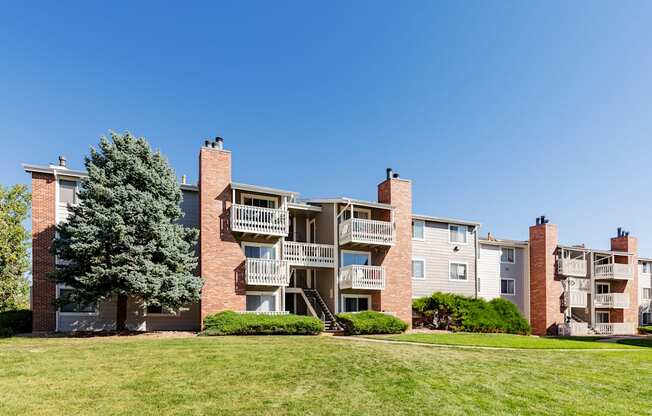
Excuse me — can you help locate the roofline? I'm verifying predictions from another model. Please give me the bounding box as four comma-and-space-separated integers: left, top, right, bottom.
23, 163, 87, 178
479, 238, 528, 248
287, 202, 322, 212
231, 182, 298, 198
303, 198, 394, 210
557, 244, 632, 257
412, 214, 481, 227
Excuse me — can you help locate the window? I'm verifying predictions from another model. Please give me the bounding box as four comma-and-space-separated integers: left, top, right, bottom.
59, 180, 78, 205
643, 312, 652, 325
341, 207, 371, 221
449, 262, 468, 281
643, 263, 651, 274
145, 304, 177, 315
241, 194, 277, 208
341, 251, 370, 267
412, 259, 425, 279
643, 288, 652, 300
500, 247, 515, 264
412, 220, 425, 240
501, 278, 515, 295
243, 244, 276, 259
596, 283, 610, 294
342, 295, 370, 312
596, 311, 610, 324
449, 224, 468, 244
246, 293, 276, 312
58, 288, 96, 314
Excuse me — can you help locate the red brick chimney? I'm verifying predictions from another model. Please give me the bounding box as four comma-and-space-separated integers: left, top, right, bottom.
374, 170, 413, 325
610, 232, 638, 326
199, 139, 245, 325
529, 217, 562, 335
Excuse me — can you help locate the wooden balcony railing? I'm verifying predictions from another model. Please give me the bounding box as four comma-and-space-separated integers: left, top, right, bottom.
592, 322, 636, 335
245, 258, 290, 286
339, 218, 394, 246
339, 265, 385, 290
593, 263, 632, 280
557, 259, 587, 277
283, 242, 335, 268
230, 204, 288, 236
594, 293, 630, 309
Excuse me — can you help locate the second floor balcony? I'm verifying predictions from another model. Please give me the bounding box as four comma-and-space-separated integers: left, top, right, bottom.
245, 258, 290, 286
230, 204, 289, 237
283, 241, 335, 268
339, 265, 385, 290
593, 263, 632, 280
557, 259, 587, 277
594, 293, 630, 309
566, 290, 588, 308
339, 218, 394, 246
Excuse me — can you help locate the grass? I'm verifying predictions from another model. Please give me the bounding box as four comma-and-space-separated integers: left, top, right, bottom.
376, 332, 652, 349
1, 335, 651, 415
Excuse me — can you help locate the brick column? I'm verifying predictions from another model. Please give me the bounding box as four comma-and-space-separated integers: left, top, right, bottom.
31, 172, 57, 332
529, 223, 562, 335
610, 236, 638, 325
374, 177, 413, 324
199, 146, 245, 326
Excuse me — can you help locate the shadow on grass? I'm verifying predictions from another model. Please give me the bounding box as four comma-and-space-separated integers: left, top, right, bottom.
14, 330, 198, 339
615, 338, 652, 348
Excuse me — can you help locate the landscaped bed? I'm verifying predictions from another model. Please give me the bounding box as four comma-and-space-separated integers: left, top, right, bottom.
372, 332, 652, 349
1, 334, 651, 415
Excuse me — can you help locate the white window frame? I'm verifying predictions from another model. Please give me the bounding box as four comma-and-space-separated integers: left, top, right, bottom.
501, 278, 516, 295
241, 241, 278, 259
412, 257, 426, 280
340, 250, 371, 267
500, 247, 515, 264
240, 193, 278, 208
246, 290, 279, 312
341, 294, 372, 313
56, 284, 99, 316
412, 220, 425, 241
596, 310, 610, 324
596, 282, 610, 294
448, 224, 468, 245
449, 261, 469, 282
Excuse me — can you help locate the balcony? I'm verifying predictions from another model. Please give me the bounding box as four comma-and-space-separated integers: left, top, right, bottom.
566, 290, 588, 308
593, 263, 632, 280
557, 259, 587, 277
339, 265, 385, 290
283, 242, 335, 268
230, 204, 288, 237
245, 258, 290, 286
339, 218, 394, 246
594, 293, 630, 309
593, 322, 636, 336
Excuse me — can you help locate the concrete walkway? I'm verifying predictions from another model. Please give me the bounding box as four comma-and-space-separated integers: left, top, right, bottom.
334, 335, 644, 352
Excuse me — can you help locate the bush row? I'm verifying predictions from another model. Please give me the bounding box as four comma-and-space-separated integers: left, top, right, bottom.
413, 292, 531, 335
336, 311, 408, 335
202, 311, 323, 335
0, 309, 32, 337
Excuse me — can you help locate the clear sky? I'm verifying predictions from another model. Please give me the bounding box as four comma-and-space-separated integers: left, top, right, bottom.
2, 2, 652, 254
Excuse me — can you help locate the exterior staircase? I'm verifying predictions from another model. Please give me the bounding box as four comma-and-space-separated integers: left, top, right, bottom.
303, 288, 342, 332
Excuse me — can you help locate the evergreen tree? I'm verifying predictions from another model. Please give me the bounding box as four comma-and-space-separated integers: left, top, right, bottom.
50, 132, 202, 330
0, 184, 30, 312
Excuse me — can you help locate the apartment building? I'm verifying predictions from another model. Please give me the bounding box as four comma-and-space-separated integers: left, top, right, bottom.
23, 139, 647, 335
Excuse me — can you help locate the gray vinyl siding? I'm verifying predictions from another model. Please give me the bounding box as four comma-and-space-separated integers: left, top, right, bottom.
58, 298, 117, 332
411, 221, 477, 298
179, 190, 199, 228
478, 243, 528, 317
126, 298, 201, 331
499, 247, 527, 314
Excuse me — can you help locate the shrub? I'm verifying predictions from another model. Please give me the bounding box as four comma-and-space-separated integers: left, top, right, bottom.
639, 326, 652, 335
0, 309, 32, 337
413, 293, 531, 335
336, 311, 408, 335
202, 311, 322, 335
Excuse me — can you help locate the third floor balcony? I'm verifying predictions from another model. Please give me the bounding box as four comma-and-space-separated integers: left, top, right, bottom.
230, 204, 289, 237
339, 218, 394, 246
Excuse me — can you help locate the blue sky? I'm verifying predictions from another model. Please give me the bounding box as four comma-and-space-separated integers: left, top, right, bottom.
2, 2, 652, 253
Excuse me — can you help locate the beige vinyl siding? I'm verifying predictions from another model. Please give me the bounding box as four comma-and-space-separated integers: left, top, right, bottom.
411, 221, 477, 298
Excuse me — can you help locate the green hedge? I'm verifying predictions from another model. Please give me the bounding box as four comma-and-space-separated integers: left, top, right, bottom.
0, 309, 32, 337
202, 311, 323, 335
639, 326, 652, 334
413, 293, 531, 335
336, 311, 408, 335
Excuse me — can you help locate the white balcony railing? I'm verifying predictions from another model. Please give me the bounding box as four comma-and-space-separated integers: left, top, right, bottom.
594, 293, 630, 309
339, 265, 385, 290
557, 259, 587, 277
593, 322, 636, 336
339, 218, 394, 246
567, 290, 588, 308
230, 204, 288, 236
236, 310, 289, 315
283, 242, 335, 268
245, 258, 290, 286
558, 322, 589, 336
594, 263, 632, 280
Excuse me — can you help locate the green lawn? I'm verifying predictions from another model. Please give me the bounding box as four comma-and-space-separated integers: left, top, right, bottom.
375, 332, 652, 349
1, 335, 651, 415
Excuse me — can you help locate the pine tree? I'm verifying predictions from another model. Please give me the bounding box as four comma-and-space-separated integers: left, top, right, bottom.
0, 184, 30, 312
50, 132, 202, 330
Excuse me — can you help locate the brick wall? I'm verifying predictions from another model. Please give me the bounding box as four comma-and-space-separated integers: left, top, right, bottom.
529, 223, 562, 335
199, 147, 245, 325
374, 178, 413, 324
31, 172, 57, 332
610, 236, 638, 325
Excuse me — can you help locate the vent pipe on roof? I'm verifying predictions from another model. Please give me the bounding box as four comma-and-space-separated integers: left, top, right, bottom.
58, 155, 67, 168
204, 140, 210, 148
386, 168, 393, 180
215, 137, 224, 150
